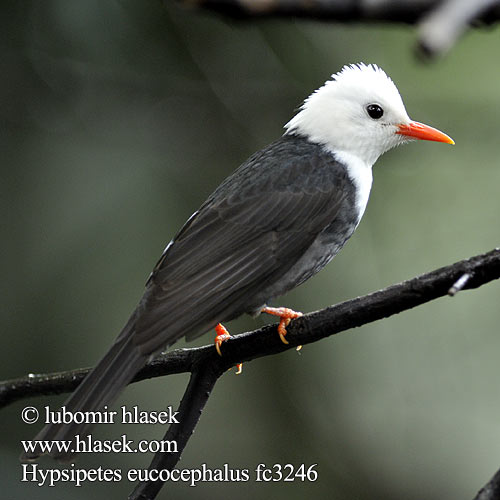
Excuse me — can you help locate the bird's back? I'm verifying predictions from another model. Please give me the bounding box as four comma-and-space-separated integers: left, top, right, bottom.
133, 134, 361, 353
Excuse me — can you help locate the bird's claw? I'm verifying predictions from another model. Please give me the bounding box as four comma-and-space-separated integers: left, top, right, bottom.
215, 305, 303, 371
261, 306, 303, 344
278, 318, 291, 344
214, 324, 243, 374
214, 323, 231, 357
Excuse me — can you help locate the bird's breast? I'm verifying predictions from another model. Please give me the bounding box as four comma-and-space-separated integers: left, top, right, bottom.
332, 150, 373, 224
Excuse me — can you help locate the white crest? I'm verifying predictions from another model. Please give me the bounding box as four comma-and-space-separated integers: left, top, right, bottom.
285, 63, 412, 167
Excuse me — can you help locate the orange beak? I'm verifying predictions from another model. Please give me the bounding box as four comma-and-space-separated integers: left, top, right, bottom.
397, 121, 454, 145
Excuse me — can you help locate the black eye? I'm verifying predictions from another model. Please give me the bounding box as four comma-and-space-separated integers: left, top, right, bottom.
366, 104, 384, 119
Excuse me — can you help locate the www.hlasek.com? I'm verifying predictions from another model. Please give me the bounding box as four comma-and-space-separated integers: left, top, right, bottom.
21, 433, 178, 455
21, 463, 319, 487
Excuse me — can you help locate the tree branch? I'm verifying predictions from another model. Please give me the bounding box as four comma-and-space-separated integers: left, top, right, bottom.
2, 247, 499, 409
128, 363, 224, 500
417, 0, 500, 58
179, 0, 500, 23
473, 467, 500, 500
5, 248, 500, 499
176, 0, 500, 58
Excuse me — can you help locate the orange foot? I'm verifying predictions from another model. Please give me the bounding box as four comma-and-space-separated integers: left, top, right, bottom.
261, 306, 303, 345
214, 323, 242, 374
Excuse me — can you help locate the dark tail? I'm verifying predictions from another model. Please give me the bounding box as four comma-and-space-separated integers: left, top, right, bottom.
20, 321, 148, 463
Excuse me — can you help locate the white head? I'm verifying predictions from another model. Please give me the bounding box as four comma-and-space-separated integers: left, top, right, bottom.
285, 63, 453, 166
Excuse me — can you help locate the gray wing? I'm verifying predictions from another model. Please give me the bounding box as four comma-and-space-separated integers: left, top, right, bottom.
20, 136, 352, 462
132, 136, 348, 354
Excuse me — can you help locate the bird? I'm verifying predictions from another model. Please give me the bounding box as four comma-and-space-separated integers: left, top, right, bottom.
21, 63, 454, 462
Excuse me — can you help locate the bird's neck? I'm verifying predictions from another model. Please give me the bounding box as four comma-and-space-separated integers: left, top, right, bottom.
331, 149, 373, 224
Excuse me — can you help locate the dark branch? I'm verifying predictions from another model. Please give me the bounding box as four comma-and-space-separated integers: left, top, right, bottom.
178, 0, 500, 24
5, 248, 500, 499
2, 247, 499, 409
128, 363, 224, 500
176, 0, 500, 58
179, 0, 436, 22
473, 467, 500, 500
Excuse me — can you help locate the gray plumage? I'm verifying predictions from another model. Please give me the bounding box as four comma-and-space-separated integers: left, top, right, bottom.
21, 134, 359, 462
21, 63, 453, 462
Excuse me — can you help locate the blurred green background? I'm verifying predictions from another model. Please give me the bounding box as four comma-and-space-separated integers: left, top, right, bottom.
2, 1, 500, 499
